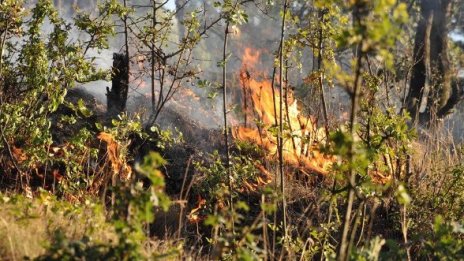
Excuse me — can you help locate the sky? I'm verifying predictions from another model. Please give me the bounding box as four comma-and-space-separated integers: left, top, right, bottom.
451, 30, 464, 42
164, 0, 176, 11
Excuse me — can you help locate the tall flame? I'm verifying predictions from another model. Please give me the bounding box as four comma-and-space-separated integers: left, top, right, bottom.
233, 48, 332, 175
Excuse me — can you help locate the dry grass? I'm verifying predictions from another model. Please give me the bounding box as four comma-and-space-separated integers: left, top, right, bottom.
0, 193, 116, 260
0, 193, 191, 261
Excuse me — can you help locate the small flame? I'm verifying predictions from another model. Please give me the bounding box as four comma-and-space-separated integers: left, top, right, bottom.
242, 48, 261, 69
187, 196, 206, 224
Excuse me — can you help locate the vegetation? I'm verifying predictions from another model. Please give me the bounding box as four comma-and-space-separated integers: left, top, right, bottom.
1, 0, 464, 260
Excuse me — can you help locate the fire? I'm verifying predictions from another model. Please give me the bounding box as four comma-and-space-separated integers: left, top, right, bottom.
187, 196, 206, 224
233, 48, 333, 175
242, 48, 260, 68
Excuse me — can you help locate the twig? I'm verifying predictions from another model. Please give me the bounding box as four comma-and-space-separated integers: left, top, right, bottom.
177, 155, 193, 239
278, 0, 289, 244
222, 17, 234, 234
0, 125, 23, 185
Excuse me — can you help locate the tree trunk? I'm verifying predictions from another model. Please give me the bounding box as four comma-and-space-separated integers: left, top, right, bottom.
407, 0, 462, 124
106, 53, 129, 117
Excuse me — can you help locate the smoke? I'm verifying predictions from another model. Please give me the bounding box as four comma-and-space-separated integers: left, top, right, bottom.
71, 1, 284, 130
53, 0, 344, 131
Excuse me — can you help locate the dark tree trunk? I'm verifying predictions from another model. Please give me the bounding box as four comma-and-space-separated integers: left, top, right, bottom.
407, 0, 463, 124
106, 53, 129, 117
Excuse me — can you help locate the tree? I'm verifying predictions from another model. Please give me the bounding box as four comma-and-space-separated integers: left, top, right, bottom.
406, 0, 463, 124
0, 0, 119, 189
106, 53, 130, 116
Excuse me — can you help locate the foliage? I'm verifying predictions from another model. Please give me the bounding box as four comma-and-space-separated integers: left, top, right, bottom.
192, 150, 264, 209
35, 152, 174, 260
420, 216, 464, 260
0, 0, 117, 190
0, 191, 114, 260
1, 0, 464, 260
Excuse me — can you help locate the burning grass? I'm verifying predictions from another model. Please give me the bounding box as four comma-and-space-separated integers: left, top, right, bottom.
232, 48, 334, 176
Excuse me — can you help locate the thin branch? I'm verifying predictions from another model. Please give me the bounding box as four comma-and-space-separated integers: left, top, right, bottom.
278, 0, 289, 243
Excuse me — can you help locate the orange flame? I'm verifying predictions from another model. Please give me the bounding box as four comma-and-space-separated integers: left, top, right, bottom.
187, 196, 206, 224
233, 48, 333, 175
